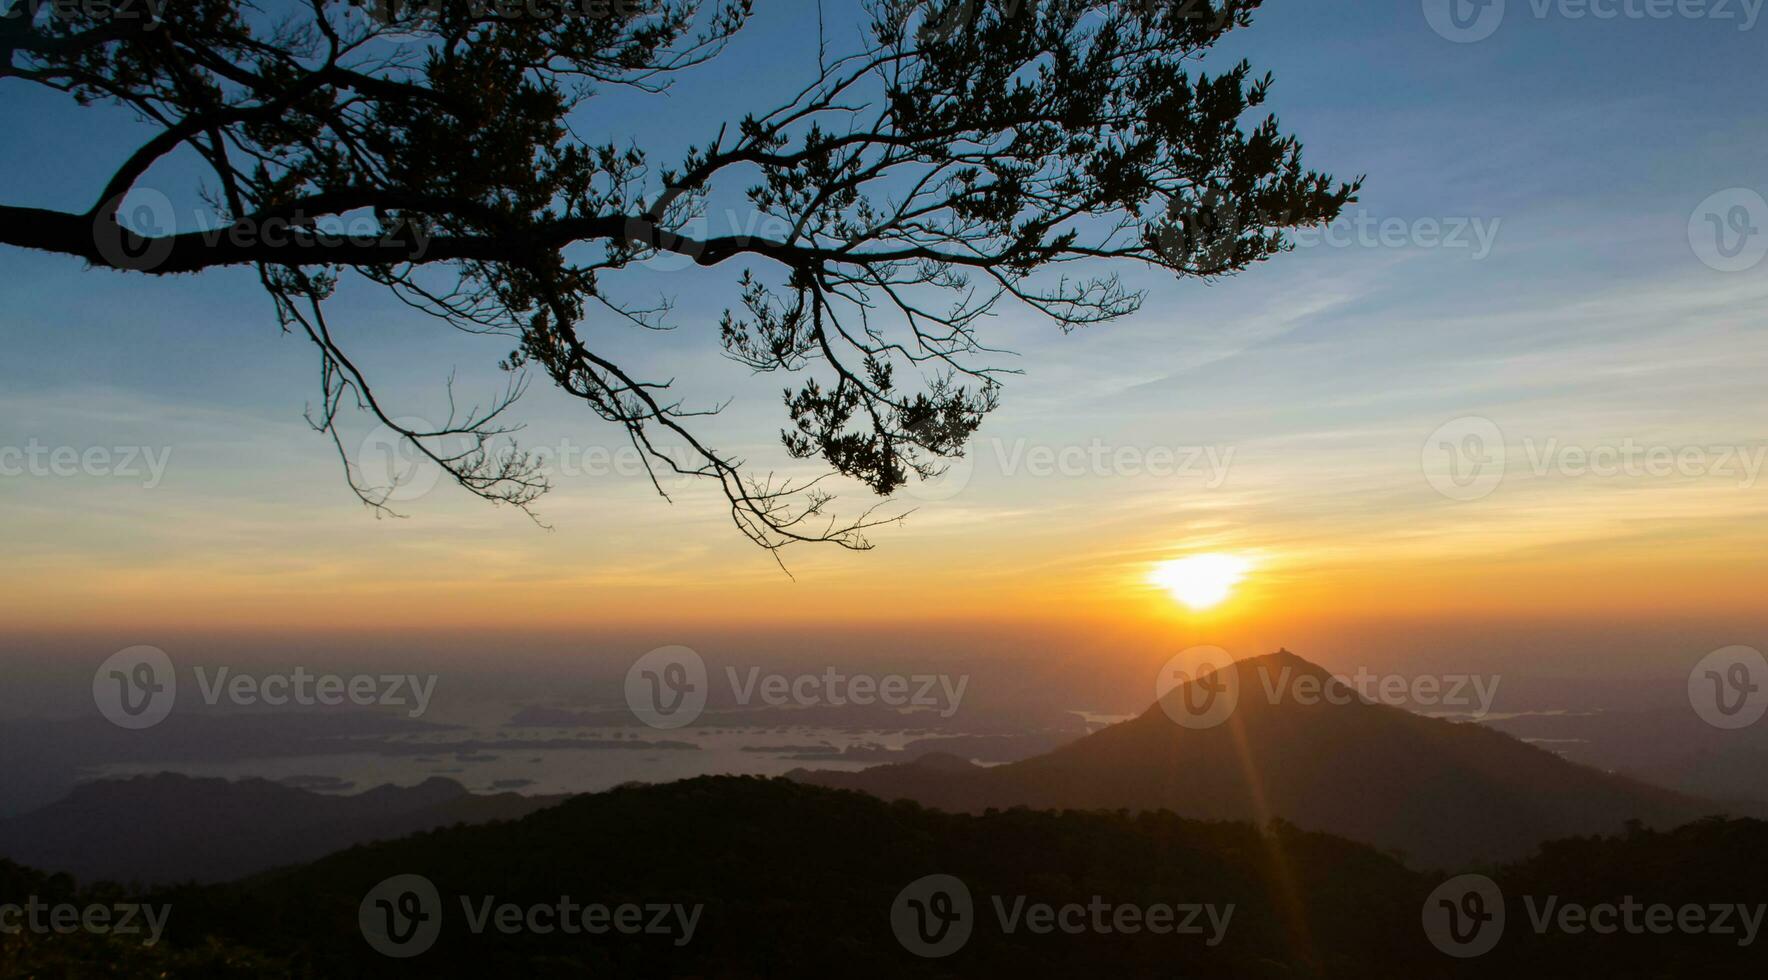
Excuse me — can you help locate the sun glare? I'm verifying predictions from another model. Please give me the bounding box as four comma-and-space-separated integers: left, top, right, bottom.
1150, 554, 1252, 610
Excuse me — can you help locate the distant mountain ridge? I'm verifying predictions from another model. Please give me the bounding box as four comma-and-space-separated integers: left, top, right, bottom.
0, 772, 568, 885
791, 651, 1732, 866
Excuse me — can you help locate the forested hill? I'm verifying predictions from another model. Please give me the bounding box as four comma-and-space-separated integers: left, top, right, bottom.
3, 776, 1764, 978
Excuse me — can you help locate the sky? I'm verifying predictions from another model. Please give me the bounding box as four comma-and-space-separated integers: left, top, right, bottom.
1, 0, 1765, 683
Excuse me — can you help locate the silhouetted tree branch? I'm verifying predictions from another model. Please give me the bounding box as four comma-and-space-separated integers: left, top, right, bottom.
0, 0, 1358, 556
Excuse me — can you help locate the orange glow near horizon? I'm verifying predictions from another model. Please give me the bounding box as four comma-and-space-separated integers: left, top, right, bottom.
2, 444, 1766, 638
1, 525, 1764, 635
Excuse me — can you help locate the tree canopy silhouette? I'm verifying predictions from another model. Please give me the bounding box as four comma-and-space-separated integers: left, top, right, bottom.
0, 0, 1357, 555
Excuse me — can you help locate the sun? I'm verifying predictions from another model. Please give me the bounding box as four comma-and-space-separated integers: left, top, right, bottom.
1149, 554, 1252, 610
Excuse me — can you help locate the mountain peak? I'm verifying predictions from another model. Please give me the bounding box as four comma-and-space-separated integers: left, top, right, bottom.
1237, 648, 1332, 677
794, 643, 1717, 866
904, 751, 984, 773
1148, 649, 1339, 711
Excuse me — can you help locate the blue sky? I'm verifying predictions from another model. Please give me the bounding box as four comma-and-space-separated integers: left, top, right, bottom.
1, 0, 1765, 662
